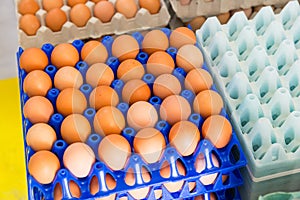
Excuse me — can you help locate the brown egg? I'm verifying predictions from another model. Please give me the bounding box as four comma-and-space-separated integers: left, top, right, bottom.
179, 0, 191, 5
160, 95, 191, 125
122, 79, 151, 104
139, 0, 160, 14
176, 44, 204, 72
90, 174, 116, 197
89, 85, 119, 110
169, 27, 196, 49
81, 41, 108, 66
217, 12, 230, 24
193, 90, 224, 118
146, 51, 175, 77
115, 0, 138, 19
26, 123, 57, 151
61, 114, 91, 144
194, 193, 217, 200
90, 0, 108, 3
125, 168, 151, 199
112, 35, 139, 61
169, 121, 200, 156
19, 48, 48, 73
18, 0, 39, 15
42, 0, 63, 11
23, 96, 54, 123
160, 160, 185, 193
94, 1, 115, 23
185, 68, 213, 94
93, 106, 125, 136
153, 74, 181, 99
98, 134, 131, 170
51, 43, 79, 68
243, 8, 253, 19
28, 150, 60, 184
63, 142, 95, 178
117, 59, 145, 82
142, 30, 169, 55
202, 115, 232, 148
195, 153, 219, 185
85, 63, 114, 87
54, 181, 81, 200
70, 3, 91, 27
19, 14, 40, 36
54, 66, 83, 90
56, 88, 87, 116
23, 70, 52, 97
133, 127, 165, 163
185, 16, 206, 31
45, 8, 67, 32
67, 0, 87, 7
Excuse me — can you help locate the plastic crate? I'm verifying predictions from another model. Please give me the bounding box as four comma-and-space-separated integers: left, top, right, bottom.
196, 1, 300, 199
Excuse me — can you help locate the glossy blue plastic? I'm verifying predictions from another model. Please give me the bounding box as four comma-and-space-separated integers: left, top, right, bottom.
45, 65, 57, 80
75, 61, 89, 77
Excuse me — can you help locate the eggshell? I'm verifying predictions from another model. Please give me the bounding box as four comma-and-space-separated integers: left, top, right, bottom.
42, 0, 63, 11
19, 48, 48, 72
142, 30, 169, 55
169, 27, 196, 49
117, 59, 145, 82
194, 193, 217, 200
61, 114, 91, 144
160, 95, 191, 125
112, 35, 139, 61
45, 8, 67, 32
93, 106, 125, 136
23, 70, 52, 97
70, 3, 91, 27
28, 150, 60, 184
153, 74, 181, 99
26, 123, 57, 151
185, 16, 206, 31
115, 0, 138, 19
176, 44, 204, 72
202, 115, 232, 148
193, 90, 224, 118
51, 43, 79, 68
90, 0, 107, 3
19, 14, 40, 36
90, 174, 116, 197
94, 1, 115, 23
98, 134, 131, 170
67, 0, 87, 7
160, 160, 185, 193
179, 0, 191, 5
217, 12, 230, 24
184, 68, 213, 94
54, 181, 81, 200
23, 96, 54, 123
122, 79, 151, 104
133, 127, 165, 163
89, 85, 119, 110
86, 63, 114, 87
81, 41, 108, 66
56, 88, 87, 116
63, 142, 95, 178
18, 0, 39, 15
54, 66, 83, 90
169, 121, 200, 156
139, 0, 161, 14
146, 51, 175, 77
195, 153, 219, 185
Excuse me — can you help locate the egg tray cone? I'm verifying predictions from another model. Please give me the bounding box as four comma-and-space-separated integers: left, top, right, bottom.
258, 191, 300, 200
196, 1, 300, 199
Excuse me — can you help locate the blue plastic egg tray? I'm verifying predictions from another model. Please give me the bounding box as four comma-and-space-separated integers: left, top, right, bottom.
17, 28, 246, 200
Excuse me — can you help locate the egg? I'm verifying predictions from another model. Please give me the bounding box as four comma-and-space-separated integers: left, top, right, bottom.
125, 168, 151, 199
217, 12, 230, 24
90, 0, 107, 3
19, 48, 48, 72
45, 8, 67, 32
56, 88, 87, 116
90, 174, 116, 196
51, 43, 79, 68
81, 40, 108, 66
86, 63, 114, 87
133, 127, 165, 163
142, 29, 169, 55
98, 134, 131, 170
160, 160, 185, 193
195, 153, 219, 185
185, 16, 206, 31
67, 0, 87, 7
160, 95, 191, 125
70, 3, 91, 27
127, 101, 158, 131
54, 66, 83, 90
93, 106, 125, 136
89, 85, 119, 110
169, 27, 196, 49
115, 0, 138, 19
202, 115, 232, 148
23, 96, 54, 123
26, 123, 57, 151
179, 0, 191, 5
122, 79, 151, 104
61, 114, 91, 144
28, 150, 60, 184
42, 0, 63, 11
146, 51, 175, 77
19, 14, 40, 36
23, 70, 52, 97
18, 0, 39, 15
117, 59, 145, 82
63, 142, 95, 178
184, 68, 213, 94
54, 181, 81, 199
153, 74, 181, 99
112, 35, 139, 61
94, 1, 115, 23
139, 0, 160, 14
194, 193, 217, 200
176, 44, 204, 72
193, 90, 224, 118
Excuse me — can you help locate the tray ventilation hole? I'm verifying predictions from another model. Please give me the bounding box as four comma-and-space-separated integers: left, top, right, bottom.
252, 134, 262, 152
284, 128, 294, 145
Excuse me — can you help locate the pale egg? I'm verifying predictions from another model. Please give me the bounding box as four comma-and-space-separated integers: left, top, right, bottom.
54, 66, 83, 90
81, 41, 108, 66
169, 27, 196, 49
195, 153, 219, 185
142, 29, 169, 54
176, 44, 204, 72
85, 63, 114, 88
153, 74, 181, 99
112, 35, 139, 61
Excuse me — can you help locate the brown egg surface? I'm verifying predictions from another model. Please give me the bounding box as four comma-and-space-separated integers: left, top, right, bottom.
146, 51, 175, 77
51, 43, 79, 68
23, 70, 52, 97
153, 74, 181, 99
112, 35, 139, 61
19, 14, 40, 36
122, 79, 151, 104
54, 181, 81, 200
142, 29, 169, 55
117, 59, 145, 82
89, 85, 119, 110
19, 48, 48, 72
70, 3, 91, 27
139, 0, 160, 14
176, 44, 204, 72
67, 0, 87, 7
85, 63, 114, 87
42, 0, 63, 11
185, 68, 213, 94
18, 0, 39, 15
81, 41, 108, 66
54, 66, 83, 90
45, 8, 67, 32
94, 1, 115, 23
115, 0, 138, 19
169, 27, 196, 49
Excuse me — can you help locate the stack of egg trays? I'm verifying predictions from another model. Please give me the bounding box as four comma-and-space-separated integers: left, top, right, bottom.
258, 191, 300, 200
196, 1, 300, 199
17, 28, 247, 200
16, 0, 170, 49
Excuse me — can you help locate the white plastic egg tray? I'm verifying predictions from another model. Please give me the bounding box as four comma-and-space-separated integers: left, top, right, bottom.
196, 1, 300, 199
16, 0, 170, 48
